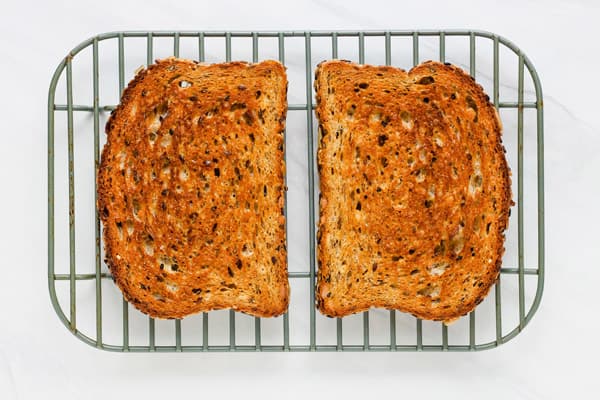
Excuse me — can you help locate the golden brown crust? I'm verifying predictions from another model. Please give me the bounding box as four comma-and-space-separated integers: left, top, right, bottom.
98, 58, 289, 319
315, 60, 512, 322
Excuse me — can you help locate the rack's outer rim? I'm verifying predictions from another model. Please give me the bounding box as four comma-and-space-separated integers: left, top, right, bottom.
47, 29, 544, 353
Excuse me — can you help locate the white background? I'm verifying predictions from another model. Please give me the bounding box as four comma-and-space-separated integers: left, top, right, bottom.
1, 0, 599, 399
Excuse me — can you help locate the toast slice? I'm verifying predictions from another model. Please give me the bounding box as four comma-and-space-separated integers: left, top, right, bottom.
98, 58, 289, 319
315, 60, 511, 322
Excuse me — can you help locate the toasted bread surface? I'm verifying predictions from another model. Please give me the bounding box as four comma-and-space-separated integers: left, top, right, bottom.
315, 60, 511, 322
98, 58, 288, 318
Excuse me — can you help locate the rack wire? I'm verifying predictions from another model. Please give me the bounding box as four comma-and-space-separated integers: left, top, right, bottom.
47, 30, 544, 352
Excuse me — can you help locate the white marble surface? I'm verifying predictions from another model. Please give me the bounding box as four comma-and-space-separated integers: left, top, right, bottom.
1, 0, 599, 399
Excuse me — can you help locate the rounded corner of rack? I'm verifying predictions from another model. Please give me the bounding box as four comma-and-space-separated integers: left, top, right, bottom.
47, 277, 67, 316
47, 279, 74, 331
60, 31, 119, 65
493, 286, 545, 351
46, 292, 112, 352
73, 330, 115, 352
470, 28, 498, 39
526, 274, 545, 322
73, 32, 112, 51
47, 60, 66, 103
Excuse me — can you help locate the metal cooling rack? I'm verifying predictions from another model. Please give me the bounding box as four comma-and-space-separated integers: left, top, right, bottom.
47, 30, 544, 352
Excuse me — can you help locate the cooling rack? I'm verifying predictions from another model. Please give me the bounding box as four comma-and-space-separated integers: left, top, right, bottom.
47, 30, 544, 352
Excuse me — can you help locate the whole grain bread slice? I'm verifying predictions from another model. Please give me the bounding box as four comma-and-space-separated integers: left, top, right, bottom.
315, 60, 512, 322
98, 58, 289, 319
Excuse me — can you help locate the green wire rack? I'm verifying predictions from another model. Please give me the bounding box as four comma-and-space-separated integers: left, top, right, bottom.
47, 30, 544, 352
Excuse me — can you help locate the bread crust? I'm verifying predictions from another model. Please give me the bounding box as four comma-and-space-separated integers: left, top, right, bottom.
98, 58, 289, 319
315, 60, 512, 322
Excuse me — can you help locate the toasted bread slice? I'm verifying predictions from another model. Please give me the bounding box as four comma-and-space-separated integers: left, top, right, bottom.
315, 60, 511, 322
98, 58, 289, 319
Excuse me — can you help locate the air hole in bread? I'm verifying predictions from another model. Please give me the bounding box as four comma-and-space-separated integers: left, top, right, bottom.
434, 240, 446, 256
417, 76, 435, 85
147, 116, 161, 136
257, 109, 265, 124
126, 220, 134, 236
132, 200, 141, 221
132, 170, 141, 185
415, 168, 426, 183
241, 244, 254, 257
179, 169, 189, 181
452, 125, 461, 140
153, 293, 165, 301
157, 102, 169, 120
428, 185, 436, 199
417, 284, 440, 297
469, 174, 483, 195
144, 237, 154, 256
118, 151, 127, 170
166, 282, 179, 292
400, 110, 413, 129
159, 256, 178, 273
160, 134, 172, 148
243, 110, 254, 125
427, 262, 449, 276
347, 104, 356, 120
465, 95, 478, 122
116, 221, 123, 240
450, 229, 464, 255
230, 102, 247, 112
